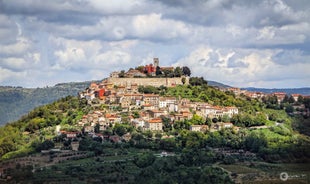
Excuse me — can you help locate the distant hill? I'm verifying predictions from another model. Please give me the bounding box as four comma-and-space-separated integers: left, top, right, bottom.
242, 87, 310, 96
207, 80, 231, 88
0, 81, 95, 126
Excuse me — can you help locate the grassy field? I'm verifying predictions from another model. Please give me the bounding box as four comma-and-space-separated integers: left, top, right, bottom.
219, 162, 310, 184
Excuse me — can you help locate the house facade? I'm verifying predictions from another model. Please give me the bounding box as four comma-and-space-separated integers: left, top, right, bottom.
146, 118, 163, 131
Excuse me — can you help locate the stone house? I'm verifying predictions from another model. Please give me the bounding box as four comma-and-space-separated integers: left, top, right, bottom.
146, 118, 163, 131
143, 94, 159, 108
190, 125, 209, 132
159, 96, 177, 108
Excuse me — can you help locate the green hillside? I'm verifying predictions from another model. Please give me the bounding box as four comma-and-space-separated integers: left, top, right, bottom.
0, 79, 230, 126
0, 78, 309, 183
0, 82, 94, 126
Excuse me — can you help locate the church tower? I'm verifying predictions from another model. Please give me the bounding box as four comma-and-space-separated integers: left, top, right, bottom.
153, 58, 159, 68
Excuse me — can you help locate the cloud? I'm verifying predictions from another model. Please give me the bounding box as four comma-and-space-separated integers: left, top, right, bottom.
88, 0, 147, 15
0, 67, 27, 86
0, 37, 31, 56
173, 46, 310, 88
94, 50, 131, 68
272, 49, 310, 65
50, 36, 134, 78
0, 0, 309, 88
132, 13, 190, 41
0, 14, 20, 44
0, 57, 27, 71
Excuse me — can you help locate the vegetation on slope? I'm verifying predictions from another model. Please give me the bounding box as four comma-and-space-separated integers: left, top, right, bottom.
1, 78, 309, 162
0, 81, 92, 126
0, 77, 309, 183
0, 96, 89, 159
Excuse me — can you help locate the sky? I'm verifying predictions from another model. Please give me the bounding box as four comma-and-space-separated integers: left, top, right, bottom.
0, 0, 309, 88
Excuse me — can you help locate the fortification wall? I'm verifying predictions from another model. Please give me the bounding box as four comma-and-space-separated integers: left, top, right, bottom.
107, 77, 189, 87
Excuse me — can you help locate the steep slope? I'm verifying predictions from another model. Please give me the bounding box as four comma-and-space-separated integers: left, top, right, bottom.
0, 81, 94, 126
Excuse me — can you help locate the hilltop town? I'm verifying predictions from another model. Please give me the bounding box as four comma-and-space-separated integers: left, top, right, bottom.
76, 58, 239, 138
75, 58, 308, 141
0, 58, 309, 183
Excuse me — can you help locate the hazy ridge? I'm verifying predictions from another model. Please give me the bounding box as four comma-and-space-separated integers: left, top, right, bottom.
0, 81, 93, 126
243, 87, 310, 95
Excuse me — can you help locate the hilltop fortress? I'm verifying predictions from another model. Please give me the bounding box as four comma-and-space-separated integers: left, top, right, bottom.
107, 58, 189, 87
107, 76, 188, 88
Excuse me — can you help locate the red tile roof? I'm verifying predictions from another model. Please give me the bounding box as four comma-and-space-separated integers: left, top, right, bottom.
149, 118, 162, 123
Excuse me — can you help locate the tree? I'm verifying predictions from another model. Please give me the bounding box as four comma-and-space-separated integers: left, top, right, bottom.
189, 77, 208, 86
34, 140, 54, 152
133, 152, 156, 168
174, 67, 182, 77
212, 118, 218, 123
282, 95, 289, 103
155, 133, 162, 139
144, 130, 153, 139
118, 70, 125, 78
138, 85, 159, 94
155, 66, 162, 76
288, 96, 295, 104
181, 77, 186, 85
114, 124, 127, 136
94, 123, 100, 133
162, 116, 172, 132
221, 115, 230, 123
244, 132, 267, 152
159, 138, 176, 151
297, 95, 304, 103
285, 105, 294, 113
136, 66, 145, 73
162, 69, 173, 77
302, 97, 310, 109
132, 111, 140, 118
0, 138, 16, 156
268, 113, 278, 121
182, 66, 191, 76
184, 131, 205, 149
78, 138, 93, 151
205, 118, 212, 127
254, 113, 267, 126
190, 114, 204, 125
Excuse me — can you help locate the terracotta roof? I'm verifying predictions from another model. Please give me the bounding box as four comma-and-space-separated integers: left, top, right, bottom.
105, 114, 117, 118
149, 118, 162, 123
143, 94, 159, 97
291, 94, 301, 97
124, 93, 143, 96
143, 104, 152, 107
273, 92, 286, 95
225, 106, 238, 109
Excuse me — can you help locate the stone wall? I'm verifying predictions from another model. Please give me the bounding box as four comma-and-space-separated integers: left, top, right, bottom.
107, 77, 189, 87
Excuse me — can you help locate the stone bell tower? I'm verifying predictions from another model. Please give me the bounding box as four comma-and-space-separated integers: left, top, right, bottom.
153, 58, 159, 68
